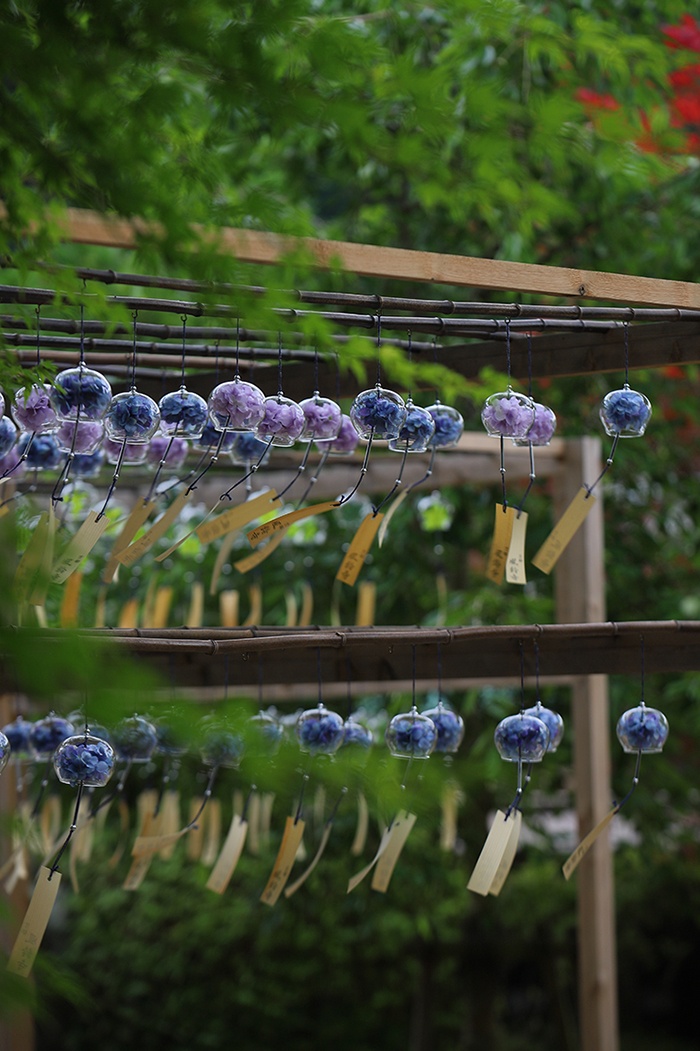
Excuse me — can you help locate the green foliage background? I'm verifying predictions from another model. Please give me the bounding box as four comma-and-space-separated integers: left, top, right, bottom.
1, 1, 700, 1050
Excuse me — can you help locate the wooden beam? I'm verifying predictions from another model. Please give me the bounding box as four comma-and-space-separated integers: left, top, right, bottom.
58, 208, 700, 309
5, 620, 699, 692
443, 320, 700, 381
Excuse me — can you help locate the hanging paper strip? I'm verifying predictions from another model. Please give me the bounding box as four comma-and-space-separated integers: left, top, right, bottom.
532, 488, 596, 574
336, 513, 384, 586
505, 510, 528, 585
7, 867, 62, 977
486, 505, 516, 584
259, 815, 306, 906
467, 809, 521, 896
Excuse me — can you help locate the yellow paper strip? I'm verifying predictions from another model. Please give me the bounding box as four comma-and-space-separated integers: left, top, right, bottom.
355, 580, 376, 625
505, 510, 528, 585
260, 816, 306, 906
532, 487, 596, 575
285, 590, 298, 627
159, 791, 182, 860
51, 511, 110, 583
242, 582, 263, 626
488, 809, 522, 896
186, 581, 204, 627
200, 798, 222, 866
246, 792, 261, 856
247, 499, 338, 547
117, 490, 193, 566
284, 823, 333, 898
350, 792, 369, 857
486, 505, 516, 584
197, 490, 281, 545
377, 489, 409, 548
124, 810, 162, 890
440, 782, 463, 853
117, 598, 140, 629
563, 807, 618, 881
234, 529, 286, 573
150, 586, 174, 629
59, 571, 83, 627
206, 815, 249, 894
186, 797, 205, 861
347, 824, 394, 894
298, 581, 313, 626
336, 512, 384, 587
210, 533, 237, 595
7, 867, 61, 976
219, 589, 239, 626
102, 499, 157, 583
467, 809, 519, 896
370, 811, 417, 893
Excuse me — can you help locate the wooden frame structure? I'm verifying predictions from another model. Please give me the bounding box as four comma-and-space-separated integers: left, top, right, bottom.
5, 209, 700, 1051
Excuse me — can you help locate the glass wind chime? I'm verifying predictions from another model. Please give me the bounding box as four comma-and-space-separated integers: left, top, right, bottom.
533, 320, 651, 575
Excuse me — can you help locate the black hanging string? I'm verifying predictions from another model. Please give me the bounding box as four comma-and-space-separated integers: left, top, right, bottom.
515, 333, 537, 515
623, 321, 630, 386
35, 304, 41, 367
505, 641, 533, 818
129, 310, 138, 389
614, 634, 646, 810
372, 328, 413, 515
219, 436, 274, 501
180, 314, 188, 388
234, 319, 241, 379
277, 332, 284, 395
585, 323, 634, 498
188, 653, 231, 830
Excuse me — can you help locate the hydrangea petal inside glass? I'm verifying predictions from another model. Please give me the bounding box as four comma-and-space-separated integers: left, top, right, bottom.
386, 706, 438, 759
113, 715, 158, 762
494, 712, 549, 763
50, 366, 113, 421
13, 384, 59, 433
350, 386, 407, 440
296, 704, 345, 756
426, 402, 464, 449
388, 401, 436, 453
158, 387, 208, 439
255, 395, 305, 446
522, 704, 564, 752
53, 733, 116, 787
600, 385, 652, 438
299, 394, 343, 442
29, 715, 75, 757
207, 379, 266, 433
513, 402, 557, 447
422, 702, 465, 754
105, 391, 161, 443
616, 703, 668, 754
482, 389, 535, 440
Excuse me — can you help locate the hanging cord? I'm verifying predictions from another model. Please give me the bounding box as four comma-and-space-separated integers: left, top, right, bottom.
95, 311, 139, 521
277, 331, 284, 396
48, 780, 85, 880
332, 313, 382, 506
188, 652, 232, 830
505, 642, 533, 817
218, 436, 274, 502
515, 333, 537, 515
180, 313, 188, 389
372, 329, 413, 515
295, 444, 331, 507
614, 634, 646, 811
234, 318, 241, 379
585, 321, 633, 498
623, 320, 630, 387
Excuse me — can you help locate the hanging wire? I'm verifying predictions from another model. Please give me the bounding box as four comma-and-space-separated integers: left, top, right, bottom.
515, 333, 537, 515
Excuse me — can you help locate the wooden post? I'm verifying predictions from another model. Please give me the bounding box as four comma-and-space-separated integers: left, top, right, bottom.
553, 438, 618, 1051
0, 695, 35, 1051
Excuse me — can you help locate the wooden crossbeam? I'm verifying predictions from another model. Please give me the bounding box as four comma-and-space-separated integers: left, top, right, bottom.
59, 207, 700, 310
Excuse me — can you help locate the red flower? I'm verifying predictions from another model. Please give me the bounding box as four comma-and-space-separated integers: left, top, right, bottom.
662, 14, 700, 52
575, 87, 620, 111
